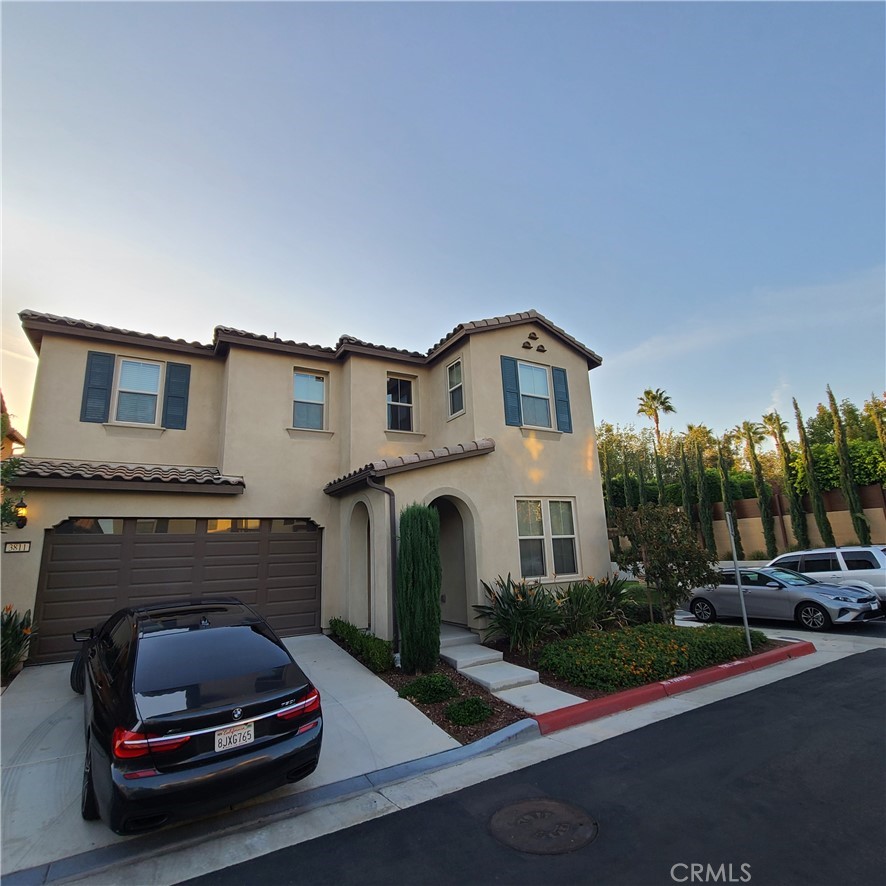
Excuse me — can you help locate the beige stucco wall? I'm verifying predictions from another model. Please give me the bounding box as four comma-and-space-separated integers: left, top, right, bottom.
25, 336, 222, 466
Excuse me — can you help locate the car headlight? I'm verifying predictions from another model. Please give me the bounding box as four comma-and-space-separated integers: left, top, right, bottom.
819, 594, 855, 603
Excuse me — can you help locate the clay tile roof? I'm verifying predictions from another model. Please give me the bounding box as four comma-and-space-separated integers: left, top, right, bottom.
213, 326, 336, 353
427, 309, 602, 367
11, 458, 245, 492
324, 438, 495, 495
19, 310, 213, 353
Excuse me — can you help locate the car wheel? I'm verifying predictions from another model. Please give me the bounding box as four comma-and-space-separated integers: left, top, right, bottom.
796, 602, 832, 632
691, 598, 717, 623
70, 649, 86, 695
81, 743, 100, 821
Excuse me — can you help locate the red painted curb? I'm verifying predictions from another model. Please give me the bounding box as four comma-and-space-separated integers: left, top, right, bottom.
532, 640, 817, 734
534, 683, 667, 735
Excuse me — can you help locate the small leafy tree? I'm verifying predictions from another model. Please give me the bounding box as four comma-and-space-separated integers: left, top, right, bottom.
794, 399, 835, 547
615, 504, 719, 624
1, 409, 23, 530
717, 441, 744, 559
601, 444, 621, 555
396, 503, 442, 674
695, 442, 716, 555
828, 386, 871, 545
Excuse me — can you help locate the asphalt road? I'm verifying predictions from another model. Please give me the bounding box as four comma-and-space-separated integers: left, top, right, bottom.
186, 648, 886, 886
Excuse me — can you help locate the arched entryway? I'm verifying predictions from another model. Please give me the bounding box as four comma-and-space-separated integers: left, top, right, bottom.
430, 495, 470, 626
348, 501, 372, 630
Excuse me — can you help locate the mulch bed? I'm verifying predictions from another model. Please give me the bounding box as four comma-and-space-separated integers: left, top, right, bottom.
330, 633, 795, 745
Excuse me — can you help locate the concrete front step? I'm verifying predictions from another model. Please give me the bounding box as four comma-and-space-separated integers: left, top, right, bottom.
439, 643, 503, 670
439, 625, 481, 649
459, 661, 539, 693
494, 683, 585, 716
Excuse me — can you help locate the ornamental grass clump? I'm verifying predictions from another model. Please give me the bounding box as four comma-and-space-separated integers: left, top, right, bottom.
473, 574, 563, 661
538, 623, 767, 693
1, 605, 35, 682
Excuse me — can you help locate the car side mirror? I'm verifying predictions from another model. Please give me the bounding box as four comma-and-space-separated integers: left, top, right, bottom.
73, 628, 94, 642
765, 582, 780, 589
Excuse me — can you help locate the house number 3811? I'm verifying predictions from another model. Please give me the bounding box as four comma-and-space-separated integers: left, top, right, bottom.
4, 542, 31, 553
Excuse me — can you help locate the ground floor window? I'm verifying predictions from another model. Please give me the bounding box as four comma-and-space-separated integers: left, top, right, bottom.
515, 498, 578, 579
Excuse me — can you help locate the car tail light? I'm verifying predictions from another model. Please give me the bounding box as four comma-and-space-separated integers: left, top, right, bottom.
297, 719, 320, 735
276, 688, 321, 721
112, 727, 191, 759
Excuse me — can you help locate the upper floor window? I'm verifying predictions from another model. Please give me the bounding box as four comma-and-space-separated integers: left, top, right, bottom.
80, 351, 191, 430
500, 356, 572, 433
517, 362, 551, 428
115, 358, 162, 424
387, 376, 413, 431
447, 360, 464, 417
293, 371, 326, 430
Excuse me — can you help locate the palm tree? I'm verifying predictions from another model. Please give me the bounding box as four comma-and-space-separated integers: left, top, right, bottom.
685, 423, 716, 461
637, 388, 675, 455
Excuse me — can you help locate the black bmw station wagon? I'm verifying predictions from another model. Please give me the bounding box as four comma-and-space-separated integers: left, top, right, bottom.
71, 599, 323, 834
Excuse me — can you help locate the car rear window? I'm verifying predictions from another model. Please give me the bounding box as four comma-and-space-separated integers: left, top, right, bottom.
842, 551, 880, 571
133, 625, 293, 695
801, 554, 839, 572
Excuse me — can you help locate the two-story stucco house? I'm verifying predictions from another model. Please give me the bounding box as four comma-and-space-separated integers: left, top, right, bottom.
3, 309, 609, 664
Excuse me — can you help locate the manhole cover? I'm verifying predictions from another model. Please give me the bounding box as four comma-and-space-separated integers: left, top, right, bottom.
489, 799, 598, 855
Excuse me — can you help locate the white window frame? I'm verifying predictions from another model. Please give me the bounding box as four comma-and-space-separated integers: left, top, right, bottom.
515, 497, 579, 580
387, 374, 416, 432
112, 356, 164, 426
517, 361, 553, 430
446, 358, 465, 419
292, 369, 327, 430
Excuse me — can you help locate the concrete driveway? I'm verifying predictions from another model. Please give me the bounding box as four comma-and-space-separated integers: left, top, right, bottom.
0, 634, 459, 876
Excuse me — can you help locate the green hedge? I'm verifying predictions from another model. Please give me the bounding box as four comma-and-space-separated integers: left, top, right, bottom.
398, 673, 459, 704
538, 623, 768, 692
328, 617, 394, 673
445, 697, 492, 726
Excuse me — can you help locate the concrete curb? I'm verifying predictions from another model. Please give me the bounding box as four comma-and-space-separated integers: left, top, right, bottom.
2, 719, 540, 885
533, 641, 816, 735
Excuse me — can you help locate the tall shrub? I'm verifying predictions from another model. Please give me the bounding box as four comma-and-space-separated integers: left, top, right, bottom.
794, 399, 835, 547
741, 422, 777, 558
396, 503, 442, 674
828, 386, 871, 545
717, 442, 744, 559
602, 445, 621, 555
622, 447, 635, 509
764, 410, 809, 549
695, 442, 716, 555
680, 442, 695, 526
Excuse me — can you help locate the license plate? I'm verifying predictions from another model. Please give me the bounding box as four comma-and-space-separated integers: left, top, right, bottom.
215, 722, 254, 753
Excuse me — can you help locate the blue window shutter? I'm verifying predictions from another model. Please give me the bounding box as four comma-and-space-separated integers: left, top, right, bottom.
162, 363, 191, 429
552, 367, 572, 433
80, 352, 114, 423
500, 356, 522, 426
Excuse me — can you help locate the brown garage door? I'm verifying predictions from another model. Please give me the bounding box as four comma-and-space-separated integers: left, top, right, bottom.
31, 517, 322, 664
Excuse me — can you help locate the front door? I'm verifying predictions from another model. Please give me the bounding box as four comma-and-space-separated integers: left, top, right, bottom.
434, 497, 468, 626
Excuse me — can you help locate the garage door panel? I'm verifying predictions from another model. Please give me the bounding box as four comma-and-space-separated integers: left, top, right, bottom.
32, 519, 322, 664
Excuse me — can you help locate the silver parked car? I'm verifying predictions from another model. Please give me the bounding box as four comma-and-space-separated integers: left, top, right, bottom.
689, 567, 883, 631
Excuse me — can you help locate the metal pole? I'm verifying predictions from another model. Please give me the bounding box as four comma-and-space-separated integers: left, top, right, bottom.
725, 511, 753, 653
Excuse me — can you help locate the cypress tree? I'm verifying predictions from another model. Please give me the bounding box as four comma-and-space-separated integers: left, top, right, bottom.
717, 441, 744, 559
793, 399, 835, 547
828, 386, 871, 544
766, 411, 810, 548
654, 451, 665, 505
695, 442, 716, 555
637, 456, 648, 505
602, 444, 621, 555
680, 442, 695, 525
396, 503, 442, 674
743, 422, 777, 558
622, 447, 635, 509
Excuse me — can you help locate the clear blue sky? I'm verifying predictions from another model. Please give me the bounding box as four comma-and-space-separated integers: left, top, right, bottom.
3, 1, 884, 441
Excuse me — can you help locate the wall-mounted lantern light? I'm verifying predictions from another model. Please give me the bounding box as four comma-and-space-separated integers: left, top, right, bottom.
14, 498, 28, 529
